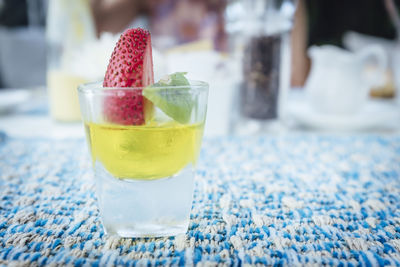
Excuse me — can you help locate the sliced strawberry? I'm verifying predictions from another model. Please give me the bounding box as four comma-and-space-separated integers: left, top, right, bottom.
103, 28, 154, 125
103, 90, 144, 125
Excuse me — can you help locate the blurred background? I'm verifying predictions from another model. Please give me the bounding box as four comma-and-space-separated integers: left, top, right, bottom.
0, 0, 400, 137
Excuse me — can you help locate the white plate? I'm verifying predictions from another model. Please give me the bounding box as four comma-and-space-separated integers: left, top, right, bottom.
0, 89, 31, 114
286, 93, 400, 131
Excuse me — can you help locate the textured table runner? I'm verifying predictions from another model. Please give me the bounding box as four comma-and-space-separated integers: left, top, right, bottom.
0, 134, 399, 266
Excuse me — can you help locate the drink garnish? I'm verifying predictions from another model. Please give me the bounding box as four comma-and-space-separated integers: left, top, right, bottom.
103, 28, 154, 125
143, 72, 193, 124
103, 28, 194, 125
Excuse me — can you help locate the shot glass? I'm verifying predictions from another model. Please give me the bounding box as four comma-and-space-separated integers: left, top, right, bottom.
78, 81, 208, 237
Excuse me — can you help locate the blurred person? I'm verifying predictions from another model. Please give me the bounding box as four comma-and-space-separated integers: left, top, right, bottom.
90, 0, 147, 35
149, 0, 226, 50
90, 0, 226, 50
91, 0, 398, 88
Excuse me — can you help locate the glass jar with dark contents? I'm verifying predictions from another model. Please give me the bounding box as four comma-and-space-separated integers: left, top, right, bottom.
226, 0, 296, 132
241, 33, 282, 119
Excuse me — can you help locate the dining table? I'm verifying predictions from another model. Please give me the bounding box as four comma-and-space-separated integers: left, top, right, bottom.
0, 87, 400, 266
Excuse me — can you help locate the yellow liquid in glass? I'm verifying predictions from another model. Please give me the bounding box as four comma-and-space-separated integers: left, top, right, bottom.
85, 122, 204, 180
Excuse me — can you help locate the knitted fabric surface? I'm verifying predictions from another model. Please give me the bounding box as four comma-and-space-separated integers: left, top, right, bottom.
0, 135, 399, 266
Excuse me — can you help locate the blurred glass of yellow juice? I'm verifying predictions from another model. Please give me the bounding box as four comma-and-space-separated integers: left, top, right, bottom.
47, 70, 88, 121
85, 122, 204, 179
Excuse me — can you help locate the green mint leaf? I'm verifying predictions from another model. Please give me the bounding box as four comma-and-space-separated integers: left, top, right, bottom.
143, 72, 193, 124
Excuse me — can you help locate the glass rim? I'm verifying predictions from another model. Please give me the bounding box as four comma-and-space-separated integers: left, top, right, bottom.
78, 80, 209, 95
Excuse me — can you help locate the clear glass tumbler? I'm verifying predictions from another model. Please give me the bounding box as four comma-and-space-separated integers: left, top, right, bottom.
78, 81, 208, 237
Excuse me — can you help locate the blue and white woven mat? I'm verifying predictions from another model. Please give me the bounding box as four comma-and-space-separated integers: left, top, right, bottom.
0, 135, 399, 266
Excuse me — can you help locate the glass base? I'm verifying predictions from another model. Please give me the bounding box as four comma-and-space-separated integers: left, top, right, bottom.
94, 162, 195, 238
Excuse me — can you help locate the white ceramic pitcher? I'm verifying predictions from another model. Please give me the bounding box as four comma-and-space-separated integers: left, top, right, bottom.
305, 45, 387, 115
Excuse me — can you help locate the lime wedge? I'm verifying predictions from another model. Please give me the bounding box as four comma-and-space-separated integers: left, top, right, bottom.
143, 72, 193, 124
